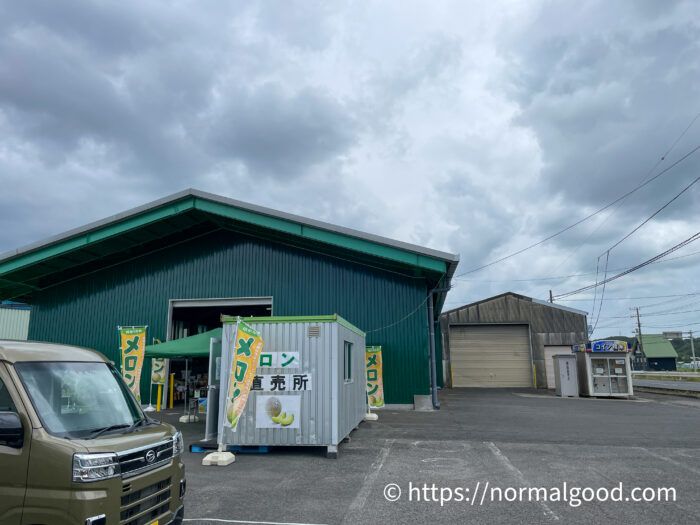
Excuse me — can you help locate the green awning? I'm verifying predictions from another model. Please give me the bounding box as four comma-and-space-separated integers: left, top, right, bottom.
144, 328, 222, 358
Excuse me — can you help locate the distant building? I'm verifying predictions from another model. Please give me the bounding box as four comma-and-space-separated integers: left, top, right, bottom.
633, 334, 678, 371
0, 301, 31, 340
440, 292, 588, 389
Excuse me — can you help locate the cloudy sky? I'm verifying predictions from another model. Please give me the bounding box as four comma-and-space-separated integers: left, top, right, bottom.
1, 0, 700, 340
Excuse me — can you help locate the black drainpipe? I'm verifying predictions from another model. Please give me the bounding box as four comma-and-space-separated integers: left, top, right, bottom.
427, 291, 440, 409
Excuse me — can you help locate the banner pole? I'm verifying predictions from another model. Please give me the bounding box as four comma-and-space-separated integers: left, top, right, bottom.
149, 338, 155, 406
156, 384, 162, 411
144, 339, 155, 412
169, 373, 174, 409
117, 326, 123, 373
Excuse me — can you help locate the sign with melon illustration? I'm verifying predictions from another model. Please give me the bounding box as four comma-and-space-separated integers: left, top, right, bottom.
151, 357, 167, 384
365, 346, 385, 407
255, 395, 300, 429
224, 320, 264, 431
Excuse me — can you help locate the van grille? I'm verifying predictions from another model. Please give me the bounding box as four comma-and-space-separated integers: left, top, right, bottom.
117, 439, 173, 479
120, 477, 171, 525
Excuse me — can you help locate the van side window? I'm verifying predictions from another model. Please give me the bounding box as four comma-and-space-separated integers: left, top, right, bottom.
0, 378, 16, 412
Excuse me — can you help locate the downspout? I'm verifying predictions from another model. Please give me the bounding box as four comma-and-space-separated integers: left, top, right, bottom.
427, 291, 440, 409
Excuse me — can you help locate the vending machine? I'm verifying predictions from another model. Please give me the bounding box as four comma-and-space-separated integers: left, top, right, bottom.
572, 340, 634, 398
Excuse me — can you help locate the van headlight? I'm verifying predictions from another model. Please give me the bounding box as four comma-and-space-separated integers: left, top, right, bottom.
173, 431, 184, 456
72, 453, 120, 482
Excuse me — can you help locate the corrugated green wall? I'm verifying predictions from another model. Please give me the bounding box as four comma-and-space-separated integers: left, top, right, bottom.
28, 230, 435, 404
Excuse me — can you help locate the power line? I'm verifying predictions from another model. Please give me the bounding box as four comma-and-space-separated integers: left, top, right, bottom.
556, 291, 700, 302
604, 174, 700, 254
453, 141, 700, 277
364, 294, 430, 333
640, 307, 700, 317
450, 248, 700, 283
585, 173, 700, 327
552, 231, 700, 300
633, 296, 700, 310
547, 109, 700, 275
581, 296, 698, 315
644, 321, 700, 329
659, 110, 700, 166
597, 307, 700, 320
365, 279, 449, 334
443, 291, 700, 306
590, 251, 610, 333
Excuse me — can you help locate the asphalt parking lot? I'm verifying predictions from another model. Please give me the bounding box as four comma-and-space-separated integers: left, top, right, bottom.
162, 388, 700, 525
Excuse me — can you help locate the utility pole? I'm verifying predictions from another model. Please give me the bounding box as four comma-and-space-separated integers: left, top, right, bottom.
690, 329, 697, 373
549, 290, 553, 303
632, 306, 643, 371
634, 307, 643, 353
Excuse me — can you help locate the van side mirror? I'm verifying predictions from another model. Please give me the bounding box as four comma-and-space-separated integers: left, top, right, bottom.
0, 411, 24, 448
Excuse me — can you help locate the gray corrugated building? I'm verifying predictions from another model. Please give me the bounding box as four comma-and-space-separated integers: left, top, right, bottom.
440, 292, 588, 389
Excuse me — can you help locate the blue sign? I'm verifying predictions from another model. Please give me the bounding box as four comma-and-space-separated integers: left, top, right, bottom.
572, 340, 629, 352
591, 340, 628, 352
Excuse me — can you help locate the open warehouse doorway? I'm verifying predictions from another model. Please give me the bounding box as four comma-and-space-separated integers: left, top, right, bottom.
162, 297, 273, 408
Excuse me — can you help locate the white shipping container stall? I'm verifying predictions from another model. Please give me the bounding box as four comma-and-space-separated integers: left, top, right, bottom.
217, 315, 367, 457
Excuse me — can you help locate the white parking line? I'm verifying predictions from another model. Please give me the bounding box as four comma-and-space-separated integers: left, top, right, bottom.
182, 518, 330, 525
485, 442, 560, 521
341, 438, 395, 524
636, 447, 700, 475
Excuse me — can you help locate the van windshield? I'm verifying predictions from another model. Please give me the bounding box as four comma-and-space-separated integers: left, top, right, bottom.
14, 361, 144, 439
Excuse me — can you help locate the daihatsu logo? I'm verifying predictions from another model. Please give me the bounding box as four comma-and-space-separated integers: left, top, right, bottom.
145, 450, 156, 464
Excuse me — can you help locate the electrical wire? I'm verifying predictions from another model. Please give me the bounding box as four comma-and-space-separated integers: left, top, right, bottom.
549, 110, 700, 274
442, 290, 700, 307
590, 251, 610, 333
631, 296, 700, 310
604, 175, 700, 254
450, 248, 700, 284
555, 291, 700, 302
590, 255, 602, 328
365, 279, 449, 334
364, 295, 429, 333
553, 231, 700, 299
558, 120, 700, 311
453, 141, 700, 277
639, 307, 700, 317
659, 111, 700, 166
596, 307, 700, 320
644, 321, 700, 329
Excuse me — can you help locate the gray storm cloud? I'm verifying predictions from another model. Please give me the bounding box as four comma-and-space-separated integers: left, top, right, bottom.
1, 0, 699, 337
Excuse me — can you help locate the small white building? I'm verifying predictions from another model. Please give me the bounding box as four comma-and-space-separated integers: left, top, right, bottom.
0, 302, 30, 340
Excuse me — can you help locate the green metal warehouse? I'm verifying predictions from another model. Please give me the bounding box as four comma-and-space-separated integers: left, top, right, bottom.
0, 189, 458, 407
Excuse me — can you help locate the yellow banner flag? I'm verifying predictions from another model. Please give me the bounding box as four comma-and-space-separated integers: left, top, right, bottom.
366, 346, 385, 407
119, 326, 147, 402
224, 320, 264, 430
151, 357, 167, 385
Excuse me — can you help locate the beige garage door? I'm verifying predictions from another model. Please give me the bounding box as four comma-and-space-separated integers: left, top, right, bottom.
450, 325, 532, 387
545, 346, 573, 389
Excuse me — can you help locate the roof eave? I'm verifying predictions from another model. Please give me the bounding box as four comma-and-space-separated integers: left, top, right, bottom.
0, 189, 459, 300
